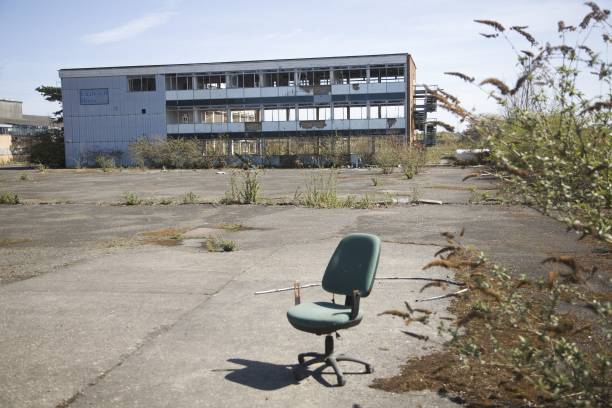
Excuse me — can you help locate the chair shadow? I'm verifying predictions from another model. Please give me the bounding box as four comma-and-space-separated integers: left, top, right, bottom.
222, 358, 298, 391
222, 358, 371, 390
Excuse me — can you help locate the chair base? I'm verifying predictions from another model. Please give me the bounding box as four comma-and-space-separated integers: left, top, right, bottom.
294, 334, 373, 386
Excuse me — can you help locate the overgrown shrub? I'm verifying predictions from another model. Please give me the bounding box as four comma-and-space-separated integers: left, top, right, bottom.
441, 2, 611, 243
373, 141, 427, 176
0, 191, 20, 204
30, 130, 64, 168
129, 138, 212, 169
375, 232, 611, 407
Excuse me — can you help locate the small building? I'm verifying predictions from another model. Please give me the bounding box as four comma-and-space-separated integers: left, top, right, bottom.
0, 99, 57, 165
59, 53, 436, 167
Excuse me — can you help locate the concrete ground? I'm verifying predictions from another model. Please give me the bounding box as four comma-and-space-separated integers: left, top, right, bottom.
0, 166, 599, 408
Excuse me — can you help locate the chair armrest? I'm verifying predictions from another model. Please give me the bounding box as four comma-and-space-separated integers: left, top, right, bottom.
350, 289, 361, 320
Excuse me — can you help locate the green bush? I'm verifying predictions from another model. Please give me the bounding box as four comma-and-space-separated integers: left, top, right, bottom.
0, 191, 20, 204
94, 154, 116, 170
129, 138, 212, 169
122, 192, 142, 206
373, 142, 427, 176
443, 3, 611, 243
29, 130, 65, 168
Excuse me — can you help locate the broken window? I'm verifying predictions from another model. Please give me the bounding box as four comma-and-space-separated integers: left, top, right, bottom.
129, 75, 156, 92
370, 65, 405, 83
263, 72, 278, 87
333, 68, 349, 85
196, 74, 226, 89
231, 109, 259, 122
298, 70, 314, 86
348, 68, 368, 84
313, 70, 331, 85
243, 72, 260, 88
278, 71, 294, 86
228, 73, 244, 88
176, 75, 193, 90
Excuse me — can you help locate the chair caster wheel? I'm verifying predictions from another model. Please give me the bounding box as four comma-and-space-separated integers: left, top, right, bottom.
365, 364, 374, 374
337, 376, 346, 386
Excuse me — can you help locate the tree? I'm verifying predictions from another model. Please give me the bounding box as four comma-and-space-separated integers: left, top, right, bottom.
35, 85, 63, 123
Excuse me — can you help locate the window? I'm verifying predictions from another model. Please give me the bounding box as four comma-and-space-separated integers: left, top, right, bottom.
348, 68, 368, 84
370, 104, 405, 118
317, 106, 331, 120
202, 110, 227, 123
231, 109, 259, 122
371, 65, 405, 83
165, 75, 176, 90
263, 108, 289, 121
349, 105, 368, 119
278, 71, 294, 86
298, 107, 316, 120
176, 75, 193, 90
333, 106, 348, 120
263, 72, 278, 87
243, 73, 260, 88
166, 108, 193, 124
333, 69, 349, 85
180, 110, 193, 124
313, 70, 331, 85
128, 75, 156, 92
228, 73, 244, 88
196, 74, 226, 89
298, 70, 313, 86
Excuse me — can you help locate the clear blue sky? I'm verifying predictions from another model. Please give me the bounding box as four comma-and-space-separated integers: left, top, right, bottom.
0, 0, 606, 128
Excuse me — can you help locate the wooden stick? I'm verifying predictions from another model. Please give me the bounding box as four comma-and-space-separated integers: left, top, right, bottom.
254, 283, 320, 295
376, 277, 465, 286
254, 277, 465, 295
416, 288, 469, 302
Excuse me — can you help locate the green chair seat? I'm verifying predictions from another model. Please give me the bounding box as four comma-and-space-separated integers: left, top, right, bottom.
287, 301, 362, 334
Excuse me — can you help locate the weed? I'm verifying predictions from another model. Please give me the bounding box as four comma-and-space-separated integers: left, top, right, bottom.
0, 238, 31, 247
0, 192, 20, 204
19, 173, 31, 181
95, 154, 116, 171
374, 230, 612, 407
122, 192, 142, 206
34, 162, 47, 173
216, 223, 246, 231
220, 170, 260, 204
157, 197, 174, 205
410, 185, 423, 203
371, 177, 380, 186
204, 235, 237, 252
181, 191, 199, 204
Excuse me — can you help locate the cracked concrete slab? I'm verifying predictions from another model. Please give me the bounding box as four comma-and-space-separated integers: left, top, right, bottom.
0, 166, 595, 407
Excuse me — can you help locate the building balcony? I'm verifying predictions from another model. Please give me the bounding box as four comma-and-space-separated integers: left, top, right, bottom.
165, 82, 406, 101
167, 117, 405, 134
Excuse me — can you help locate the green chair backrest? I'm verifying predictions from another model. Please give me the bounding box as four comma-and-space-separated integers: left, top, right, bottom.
322, 233, 381, 298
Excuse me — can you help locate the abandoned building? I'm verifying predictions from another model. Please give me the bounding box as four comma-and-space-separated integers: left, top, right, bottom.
0, 99, 58, 164
59, 53, 437, 167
